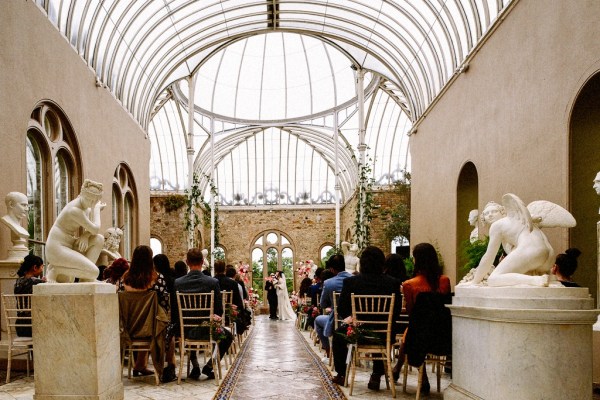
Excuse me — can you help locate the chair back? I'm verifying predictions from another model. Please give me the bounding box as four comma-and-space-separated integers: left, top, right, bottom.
404, 291, 452, 367
118, 291, 167, 341
176, 292, 214, 340
2, 294, 33, 339
350, 294, 395, 344
332, 291, 342, 330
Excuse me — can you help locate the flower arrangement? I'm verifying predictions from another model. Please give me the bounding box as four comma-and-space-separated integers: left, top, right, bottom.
246, 287, 260, 309
310, 305, 320, 318
337, 316, 382, 344
296, 260, 316, 279
226, 304, 239, 320
236, 261, 251, 284
290, 299, 299, 312
192, 314, 228, 342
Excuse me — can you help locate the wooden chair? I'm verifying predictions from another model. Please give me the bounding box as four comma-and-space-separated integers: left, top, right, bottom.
401, 292, 452, 399
2, 294, 34, 383
221, 290, 237, 362
176, 291, 222, 385
348, 294, 396, 398
329, 291, 341, 369
118, 291, 168, 386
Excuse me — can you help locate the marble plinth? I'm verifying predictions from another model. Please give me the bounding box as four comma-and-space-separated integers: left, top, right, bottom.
446, 286, 598, 400
0, 260, 21, 341
32, 283, 123, 400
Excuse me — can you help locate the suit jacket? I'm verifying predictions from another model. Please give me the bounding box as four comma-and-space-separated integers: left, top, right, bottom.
320, 271, 352, 336
215, 274, 244, 310
338, 273, 402, 336
174, 270, 223, 316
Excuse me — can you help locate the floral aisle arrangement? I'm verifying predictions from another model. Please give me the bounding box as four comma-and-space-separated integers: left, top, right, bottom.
296, 260, 316, 279
290, 291, 299, 313
236, 261, 251, 285
336, 316, 383, 345
188, 314, 229, 342
246, 287, 259, 310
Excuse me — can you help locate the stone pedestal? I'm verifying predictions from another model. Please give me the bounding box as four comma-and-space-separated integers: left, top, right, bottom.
0, 260, 20, 340
446, 286, 598, 400
32, 283, 124, 400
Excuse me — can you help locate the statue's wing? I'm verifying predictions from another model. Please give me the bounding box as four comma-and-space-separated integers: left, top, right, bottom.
527, 200, 576, 228
502, 193, 533, 232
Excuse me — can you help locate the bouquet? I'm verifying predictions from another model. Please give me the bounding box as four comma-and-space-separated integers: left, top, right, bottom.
226, 304, 239, 321
189, 314, 229, 342
237, 262, 251, 284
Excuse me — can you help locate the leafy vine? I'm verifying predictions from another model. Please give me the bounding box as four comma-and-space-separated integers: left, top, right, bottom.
184, 173, 202, 248
201, 174, 220, 247
350, 147, 375, 251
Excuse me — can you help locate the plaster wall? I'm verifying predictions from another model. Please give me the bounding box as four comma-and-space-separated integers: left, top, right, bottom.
0, 1, 151, 259
410, 0, 600, 289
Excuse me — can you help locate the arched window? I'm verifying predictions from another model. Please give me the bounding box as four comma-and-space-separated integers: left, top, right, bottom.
112, 164, 137, 259
251, 231, 294, 304
26, 102, 81, 257
150, 237, 163, 255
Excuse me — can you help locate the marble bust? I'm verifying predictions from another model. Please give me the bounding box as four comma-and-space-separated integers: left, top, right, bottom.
1, 192, 30, 260
341, 241, 359, 274
459, 193, 576, 287
468, 209, 479, 243
46, 179, 105, 283
97, 227, 123, 266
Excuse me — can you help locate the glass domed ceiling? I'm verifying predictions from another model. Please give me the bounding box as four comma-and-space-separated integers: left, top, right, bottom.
179, 33, 371, 122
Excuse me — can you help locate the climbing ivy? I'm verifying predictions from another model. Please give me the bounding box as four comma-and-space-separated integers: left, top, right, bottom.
351, 147, 375, 252
184, 173, 201, 248
201, 174, 220, 248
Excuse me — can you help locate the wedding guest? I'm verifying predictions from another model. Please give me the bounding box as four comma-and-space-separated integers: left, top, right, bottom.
298, 277, 312, 299
331, 246, 402, 390
14, 254, 45, 337
103, 257, 129, 284
226, 265, 247, 301
399, 242, 451, 393
174, 248, 232, 380
308, 267, 324, 305
153, 253, 177, 382
174, 260, 188, 279
384, 253, 408, 284
118, 245, 170, 377
215, 261, 244, 311
551, 248, 581, 287
313, 254, 349, 359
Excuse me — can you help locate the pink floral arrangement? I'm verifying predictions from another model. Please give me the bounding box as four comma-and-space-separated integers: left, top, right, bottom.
236, 261, 250, 284
296, 260, 315, 278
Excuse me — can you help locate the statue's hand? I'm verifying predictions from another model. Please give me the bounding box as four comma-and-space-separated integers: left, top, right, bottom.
75, 236, 90, 253
97, 202, 107, 211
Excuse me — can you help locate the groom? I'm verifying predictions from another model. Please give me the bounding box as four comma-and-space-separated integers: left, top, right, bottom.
265, 273, 278, 320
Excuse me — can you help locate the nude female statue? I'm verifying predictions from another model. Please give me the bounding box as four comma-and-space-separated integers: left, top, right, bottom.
46, 179, 105, 283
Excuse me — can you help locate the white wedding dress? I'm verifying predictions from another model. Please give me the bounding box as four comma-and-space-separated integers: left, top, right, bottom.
276, 273, 297, 321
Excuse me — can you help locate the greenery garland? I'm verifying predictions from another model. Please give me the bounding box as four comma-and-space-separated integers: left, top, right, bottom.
201, 174, 220, 248
184, 173, 202, 248
351, 148, 375, 251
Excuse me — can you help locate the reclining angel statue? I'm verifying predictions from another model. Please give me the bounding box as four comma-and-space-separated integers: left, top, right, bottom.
459, 193, 576, 287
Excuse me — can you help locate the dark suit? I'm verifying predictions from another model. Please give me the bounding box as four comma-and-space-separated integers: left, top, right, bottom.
332, 273, 402, 376
265, 280, 278, 319
215, 274, 244, 310
174, 270, 231, 373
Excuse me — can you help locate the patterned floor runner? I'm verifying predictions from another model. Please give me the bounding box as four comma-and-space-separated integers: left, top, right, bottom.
213, 315, 346, 400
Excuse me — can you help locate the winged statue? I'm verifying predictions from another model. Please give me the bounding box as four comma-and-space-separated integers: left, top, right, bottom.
458, 193, 576, 287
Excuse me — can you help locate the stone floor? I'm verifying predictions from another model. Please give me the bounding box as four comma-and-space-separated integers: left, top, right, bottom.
0, 315, 450, 399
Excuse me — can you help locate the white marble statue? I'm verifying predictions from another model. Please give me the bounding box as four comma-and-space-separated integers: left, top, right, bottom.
202, 248, 209, 271
1, 192, 30, 260
594, 171, 600, 214
481, 201, 505, 226
459, 193, 576, 287
468, 209, 479, 243
341, 241, 359, 274
97, 226, 123, 265
46, 179, 105, 283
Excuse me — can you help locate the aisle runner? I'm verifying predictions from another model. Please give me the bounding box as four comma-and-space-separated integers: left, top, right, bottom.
213, 316, 346, 400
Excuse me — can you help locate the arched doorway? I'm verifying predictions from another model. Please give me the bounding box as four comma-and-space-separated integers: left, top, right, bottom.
570, 72, 600, 304
251, 231, 295, 305
456, 162, 479, 283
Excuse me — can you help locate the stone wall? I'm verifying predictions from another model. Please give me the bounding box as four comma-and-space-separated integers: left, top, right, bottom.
151, 188, 408, 267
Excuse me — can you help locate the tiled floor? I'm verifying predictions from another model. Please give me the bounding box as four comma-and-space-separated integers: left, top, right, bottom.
0, 315, 450, 399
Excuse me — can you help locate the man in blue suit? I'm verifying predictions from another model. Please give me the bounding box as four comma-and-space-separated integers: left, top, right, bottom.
314, 254, 350, 359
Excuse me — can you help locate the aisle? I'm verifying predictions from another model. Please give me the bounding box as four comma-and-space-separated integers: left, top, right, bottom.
214, 315, 346, 400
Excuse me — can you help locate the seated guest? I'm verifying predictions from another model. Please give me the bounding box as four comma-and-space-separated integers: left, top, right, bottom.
384, 253, 408, 285
118, 245, 170, 377
551, 248, 581, 287
331, 246, 402, 390
399, 242, 451, 393
226, 265, 251, 334
313, 254, 349, 359
174, 260, 188, 279
103, 257, 129, 284
298, 277, 312, 300
214, 261, 244, 312
153, 254, 177, 382
309, 267, 324, 305
14, 254, 46, 337
174, 248, 233, 380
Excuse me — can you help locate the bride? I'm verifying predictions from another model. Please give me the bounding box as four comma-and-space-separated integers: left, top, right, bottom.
275, 271, 297, 321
